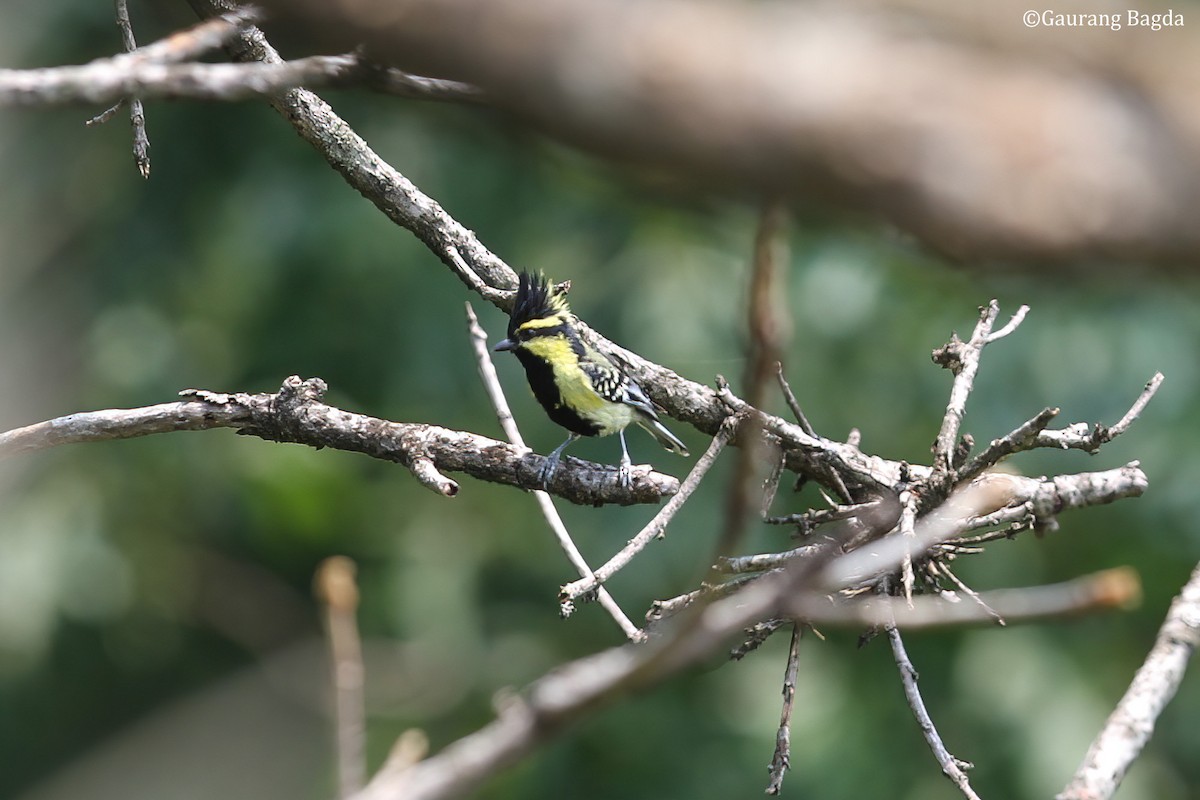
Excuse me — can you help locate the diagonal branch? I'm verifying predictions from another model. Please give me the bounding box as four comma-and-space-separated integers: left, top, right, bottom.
558, 419, 733, 608
1058, 560, 1200, 800
260, 0, 1200, 265
887, 624, 981, 800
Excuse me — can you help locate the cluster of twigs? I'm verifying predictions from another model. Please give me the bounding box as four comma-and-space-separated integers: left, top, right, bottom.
3, 4, 1199, 800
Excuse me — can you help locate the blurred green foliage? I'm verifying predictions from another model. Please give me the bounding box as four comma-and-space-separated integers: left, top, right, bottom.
3, 3, 1200, 799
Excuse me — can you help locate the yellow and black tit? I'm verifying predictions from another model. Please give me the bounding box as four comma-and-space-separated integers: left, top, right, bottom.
494, 272, 689, 487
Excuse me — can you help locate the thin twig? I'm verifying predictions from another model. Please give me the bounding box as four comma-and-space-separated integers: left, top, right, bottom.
1034, 372, 1166, 453
931, 301, 1005, 472
465, 303, 643, 641
956, 406, 1060, 486
559, 419, 733, 607
315, 556, 367, 798
898, 489, 919, 604
1058, 560, 1200, 800
730, 618, 792, 660
113, 0, 150, 177
765, 498, 885, 528
715, 543, 824, 575
86, 97, 125, 126
647, 571, 775, 624
930, 561, 1005, 625
776, 362, 854, 504
984, 304, 1030, 343
775, 362, 815, 436
1104, 372, 1166, 439
887, 624, 981, 800
765, 623, 803, 795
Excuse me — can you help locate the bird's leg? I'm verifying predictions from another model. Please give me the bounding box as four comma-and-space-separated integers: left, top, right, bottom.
538, 434, 579, 488
616, 429, 633, 489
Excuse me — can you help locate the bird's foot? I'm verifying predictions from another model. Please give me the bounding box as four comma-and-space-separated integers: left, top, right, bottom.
537, 453, 561, 489
616, 453, 633, 490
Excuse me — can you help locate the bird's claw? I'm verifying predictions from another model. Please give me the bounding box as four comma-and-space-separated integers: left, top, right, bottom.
537, 454, 560, 489
617, 454, 633, 490
616, 464, 632, 490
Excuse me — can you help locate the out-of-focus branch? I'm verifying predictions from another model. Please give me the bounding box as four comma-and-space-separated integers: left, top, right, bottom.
259, 0, 1200, 264
0, 376, 679, 506
1058, 560, 1200, 800
0, 52, 479, 107
348, 555, 1138, 800
315, 557, 367, 799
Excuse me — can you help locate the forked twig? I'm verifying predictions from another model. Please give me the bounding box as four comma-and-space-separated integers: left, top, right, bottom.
931, 301, 1029, 472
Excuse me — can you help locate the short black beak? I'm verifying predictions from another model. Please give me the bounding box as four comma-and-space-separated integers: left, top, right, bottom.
494, 338, 516, 352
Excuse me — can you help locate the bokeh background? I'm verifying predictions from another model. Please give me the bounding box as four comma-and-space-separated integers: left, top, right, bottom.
3, 3, 1200, 799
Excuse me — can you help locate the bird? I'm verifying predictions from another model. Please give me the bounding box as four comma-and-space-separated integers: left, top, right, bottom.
494, 271, 689, 488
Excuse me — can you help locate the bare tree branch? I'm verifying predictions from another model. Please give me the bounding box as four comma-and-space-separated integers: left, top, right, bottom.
0, 376, 679, 506
347, 546, 1139, 800
258, 0, 1200, 264
315, 556, 368, 799
783, 568, 1141, 631
1058, 560, 1200, 800
559, 419, 733, 608
112, 0, 151, 177
1034, 372, 1166, 453
0, 10, 480, 108
765, 623, 803, 795
887, 624, 981, 800
931, 300, 1009, 472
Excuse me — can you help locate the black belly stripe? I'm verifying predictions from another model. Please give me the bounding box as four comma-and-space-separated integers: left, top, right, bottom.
514, 349, 603, 436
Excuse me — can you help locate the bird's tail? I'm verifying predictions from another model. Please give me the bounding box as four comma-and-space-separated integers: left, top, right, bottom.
636, 416, 689, 457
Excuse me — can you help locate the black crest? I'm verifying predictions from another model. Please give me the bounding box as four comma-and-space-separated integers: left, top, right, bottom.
508, 272, 570, 336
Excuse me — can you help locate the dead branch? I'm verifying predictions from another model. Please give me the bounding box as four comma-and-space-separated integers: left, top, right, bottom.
1058, 560, 1200, 800
315, 556, 368, 799
887, 623, 981, 800
258, 0, 1200, 264
0, 376, 679, 506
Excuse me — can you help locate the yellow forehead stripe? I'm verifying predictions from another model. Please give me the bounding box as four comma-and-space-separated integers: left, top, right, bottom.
517, 315, 567, 331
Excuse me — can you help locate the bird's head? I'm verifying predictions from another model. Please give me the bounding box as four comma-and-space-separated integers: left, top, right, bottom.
494, 272, 571, 352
